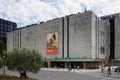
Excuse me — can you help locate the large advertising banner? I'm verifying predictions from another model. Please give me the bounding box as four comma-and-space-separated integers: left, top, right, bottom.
47, 32, 58, 54
100, 31, 105, 54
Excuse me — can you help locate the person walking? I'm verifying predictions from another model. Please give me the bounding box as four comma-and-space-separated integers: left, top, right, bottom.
101, 66, 104, 73
108, 67, 111, 75
68, 65, 71, 71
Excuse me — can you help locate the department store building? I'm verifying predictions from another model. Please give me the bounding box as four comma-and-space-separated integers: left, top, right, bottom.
7, 11, 120, 69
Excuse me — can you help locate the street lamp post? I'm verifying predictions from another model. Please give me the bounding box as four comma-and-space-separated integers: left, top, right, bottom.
47, 59, 51, 80
3, 64, 5, 75
3, 55, 5, 75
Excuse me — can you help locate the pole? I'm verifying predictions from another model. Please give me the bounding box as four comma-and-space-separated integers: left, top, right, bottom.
47, 60, 49, 80
3, 65, 5, 75
3, 56, 5, 75
47, 60, 50, 80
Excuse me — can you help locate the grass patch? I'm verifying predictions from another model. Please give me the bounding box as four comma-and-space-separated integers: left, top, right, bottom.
0, 74, 38, 80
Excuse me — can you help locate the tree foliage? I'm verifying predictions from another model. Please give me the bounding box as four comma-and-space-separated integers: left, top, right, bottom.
0, 39, 6, 57
5, 48, 43, 78
0, 57, 3, 67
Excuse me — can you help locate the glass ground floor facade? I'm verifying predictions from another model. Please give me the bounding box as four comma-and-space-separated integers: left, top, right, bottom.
43, 59, 104, 69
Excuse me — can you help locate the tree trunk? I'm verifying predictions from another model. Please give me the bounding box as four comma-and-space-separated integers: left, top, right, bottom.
20, 71, 28, 78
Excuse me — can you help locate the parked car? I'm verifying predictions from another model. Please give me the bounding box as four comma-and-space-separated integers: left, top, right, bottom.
115, 66, 120, 72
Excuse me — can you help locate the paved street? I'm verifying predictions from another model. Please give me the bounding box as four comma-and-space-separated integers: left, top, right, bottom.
0, 67, 120, 80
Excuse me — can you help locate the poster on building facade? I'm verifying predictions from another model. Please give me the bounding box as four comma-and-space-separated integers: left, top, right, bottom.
47, 32, 58, 54
100, 31, 105, 54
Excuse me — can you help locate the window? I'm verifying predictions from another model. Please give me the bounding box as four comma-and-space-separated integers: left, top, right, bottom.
4, 34, 7, 37
1, 23, 3, 26
1, 34, 3, 37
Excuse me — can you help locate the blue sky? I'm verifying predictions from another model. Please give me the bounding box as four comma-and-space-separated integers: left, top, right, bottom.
0, 0, 120, 28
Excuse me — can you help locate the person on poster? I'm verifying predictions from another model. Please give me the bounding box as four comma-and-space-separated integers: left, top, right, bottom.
47, 33, 58, 48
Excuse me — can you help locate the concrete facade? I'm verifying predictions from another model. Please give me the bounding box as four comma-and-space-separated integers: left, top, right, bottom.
115, 15, 120, 59
101, 13, 120, 65
7, 11, 109, 68
8, 18, 63, 59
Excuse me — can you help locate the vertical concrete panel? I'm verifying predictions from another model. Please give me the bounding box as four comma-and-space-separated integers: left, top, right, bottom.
69, 11, 92, 58
21, 27, 30, 49
98, 19, 106, 59
7, 32, 13, 51
115, 16, 120, 59
91, 14, 96, 59
64, 17, 68, 58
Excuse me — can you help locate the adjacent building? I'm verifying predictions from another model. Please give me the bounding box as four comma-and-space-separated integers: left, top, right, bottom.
101, 13, 120, 65
0, 18, 17, 43
7, 11, 120, 68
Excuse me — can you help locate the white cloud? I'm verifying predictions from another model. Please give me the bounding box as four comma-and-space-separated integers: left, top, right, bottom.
82, 0, 120, 16
0, 0, 120, 27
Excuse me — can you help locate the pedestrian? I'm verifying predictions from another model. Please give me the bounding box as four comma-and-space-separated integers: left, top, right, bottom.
69, 65, 71, 71
108, 67, 111, 75
77, 66, 79, 70
74, 65, 76, 69
117, 69, 119, 75
101, 66, 104, 73
73, 65, 76, 72
103, 67, 110, 77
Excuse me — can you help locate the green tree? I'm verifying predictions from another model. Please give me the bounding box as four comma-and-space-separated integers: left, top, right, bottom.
0, 39, 6, 58
5, 48, 43, 78
0, 57, 3, 67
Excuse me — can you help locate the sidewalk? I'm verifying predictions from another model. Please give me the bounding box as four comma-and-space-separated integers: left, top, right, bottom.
101, 71, 120, 79
92, 69, 120, 79
41, 68, 120, 79
41, 68, 99, 72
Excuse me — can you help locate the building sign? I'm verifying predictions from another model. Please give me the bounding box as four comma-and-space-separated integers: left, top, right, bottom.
47, 32, 58, 54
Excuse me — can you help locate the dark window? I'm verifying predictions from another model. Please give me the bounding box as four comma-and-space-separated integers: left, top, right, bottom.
109, 18, 115, 59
